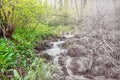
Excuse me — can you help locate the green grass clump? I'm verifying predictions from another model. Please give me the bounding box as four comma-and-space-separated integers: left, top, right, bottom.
0, 24, 54, 80
0, 39, 18, 73
24, 58, 54, 80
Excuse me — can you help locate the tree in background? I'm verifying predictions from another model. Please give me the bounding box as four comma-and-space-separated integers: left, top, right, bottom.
0, 0, 52, 39
0, 0, 15, 39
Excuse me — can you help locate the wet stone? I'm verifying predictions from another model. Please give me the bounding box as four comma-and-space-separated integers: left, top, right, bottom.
58, 56, 66, 65
68, 57, 92, 75
41, 53, 53, 61
66, 45, 86, 57
90, 64, 106, 76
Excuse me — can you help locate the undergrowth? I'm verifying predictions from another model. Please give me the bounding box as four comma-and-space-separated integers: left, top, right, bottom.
53, 25, 74, 35
0, 24, 54, 80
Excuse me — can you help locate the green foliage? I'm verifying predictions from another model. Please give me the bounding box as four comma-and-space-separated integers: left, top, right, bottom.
53, 25, 74, 34
0, 24, 54, 79
0, 0, 57, 79
14, 0, 52, 27
0, 0, 17, 25
13, 69, 21, 80
24, 58, 54, 80
47, 10, 70, 26
0, 39, 18, 72
11, 58, 54, 80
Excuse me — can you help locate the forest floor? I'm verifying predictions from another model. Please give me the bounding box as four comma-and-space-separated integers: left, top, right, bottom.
35, 27, 120, 80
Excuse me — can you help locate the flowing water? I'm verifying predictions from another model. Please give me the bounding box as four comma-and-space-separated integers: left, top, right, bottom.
44, 35, 78, 80
44, 35, 74, 64
43, 35, 94, 80
44, 40, 66, 65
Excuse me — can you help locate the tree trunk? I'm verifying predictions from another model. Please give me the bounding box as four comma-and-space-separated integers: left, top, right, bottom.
0, 0, 15, 39
75, 0, 80, 22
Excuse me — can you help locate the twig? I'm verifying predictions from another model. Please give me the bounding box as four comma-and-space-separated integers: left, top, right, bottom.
103, 36, 114, 52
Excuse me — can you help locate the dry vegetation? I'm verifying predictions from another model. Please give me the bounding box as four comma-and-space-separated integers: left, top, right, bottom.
58, 15, 120, 79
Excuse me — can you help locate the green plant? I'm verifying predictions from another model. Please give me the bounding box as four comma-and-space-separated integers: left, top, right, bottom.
24, 58, 54, 80
0, 0, 55, 79
0, 39, 18, 72
0, 24, 54, 79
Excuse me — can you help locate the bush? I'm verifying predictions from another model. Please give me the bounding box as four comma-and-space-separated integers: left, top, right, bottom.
0, 24, 54, 79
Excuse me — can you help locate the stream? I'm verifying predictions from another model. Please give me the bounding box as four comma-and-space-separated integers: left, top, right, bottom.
43, 35, 90, 80
44, 34, 74, 65
44, 35, 73, 65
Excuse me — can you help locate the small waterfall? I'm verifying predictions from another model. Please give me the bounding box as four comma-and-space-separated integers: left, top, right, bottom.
44, 39, 67, 65
44, 40, 66, 57
44, 35, 74, 57
43, 35, 75, 79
